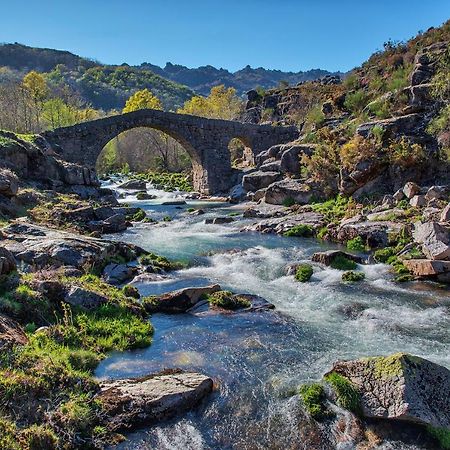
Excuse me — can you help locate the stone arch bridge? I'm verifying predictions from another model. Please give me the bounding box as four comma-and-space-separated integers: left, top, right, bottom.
43, 109, 299, 194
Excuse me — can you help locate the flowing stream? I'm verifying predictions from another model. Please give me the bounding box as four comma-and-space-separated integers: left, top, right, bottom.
96, 180, 450, 450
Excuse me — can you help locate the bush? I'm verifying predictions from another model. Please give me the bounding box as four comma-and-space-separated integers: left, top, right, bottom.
344, 90, 368, 113
283, 224, 313, 237
342, 271, 365, 282
373, 247, 397, 263
346, 236, 365, 252
324, 372, 361, 414
386, 137, 426, 167
294, 264, 313, 282
282, 197, 295, 207
207, 290, 251, 310
298, 383, 329, 420
19, 424, 58, 450
330, 255, 357, 271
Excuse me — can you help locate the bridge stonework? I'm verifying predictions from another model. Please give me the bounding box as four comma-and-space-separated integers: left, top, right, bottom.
43, 109, 299, 194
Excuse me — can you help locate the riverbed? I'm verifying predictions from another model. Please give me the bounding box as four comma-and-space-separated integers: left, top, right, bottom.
96, 182, 450, 449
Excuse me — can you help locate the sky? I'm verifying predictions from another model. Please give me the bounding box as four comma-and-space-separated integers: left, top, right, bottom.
0, 0, 449, 73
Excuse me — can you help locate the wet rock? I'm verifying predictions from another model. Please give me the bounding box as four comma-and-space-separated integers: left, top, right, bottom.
205, 217, 235, 225
98, 370, 213, 431
64, 286, 108, 309
312, 250, 364, 266
118, 179, 146, 190
190, 209, 205, 216
409, 195, 426, 207
0, 314, 28, 350
335, 302, 367, 320
136, 192, 156, 200
228, 183, 246, 202
103, 213, 127, 233
403, 259, 450, 281
93, 206, 115, 221
403, 182, 421, 199
242, 171, 281, 192
327, 353, 450, 429
413, 221, 450, 260
243, 203, 289, 219
144, 284, 221, 313
264, 179, 322, 205
103, 263, 137, 285
0, 246, 17, 275
0, 168, 19, 198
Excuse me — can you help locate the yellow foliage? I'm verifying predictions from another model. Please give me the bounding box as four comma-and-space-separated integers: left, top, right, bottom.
22, 71, 49, 101
177, 85, 241, 120
340, 135, 376, 169
123, 88, 163, 113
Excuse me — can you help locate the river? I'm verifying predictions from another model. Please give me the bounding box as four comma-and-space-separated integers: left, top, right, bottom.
95, 181, 450, 450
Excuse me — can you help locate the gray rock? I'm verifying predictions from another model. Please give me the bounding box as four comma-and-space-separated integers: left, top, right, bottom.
103, 263, 137, 285
64, 286, 108, 309
327, 353, 450, 429
161, 200, 187, 206
242, 171, 280, 192
259, 161, 281, 172
0, 168, 19, 198
98, 370, 213, 431
413, 221, 450, 260
441, 203, 450, 222
103, 213, 127, 233
243, 211, 324, 234
409, 195, 427, 207
243, 204, 289, 219
0, 246, 17, 275
403, 182, 421, 199
118, 179, 146, 190
93, 206, 115, 221
279, 144, 314, 175
205, 217, 235, 225
264, 179, 320, 205
311, 250, 364, 266
393, 189, 405, 202
426, 185, 449, 201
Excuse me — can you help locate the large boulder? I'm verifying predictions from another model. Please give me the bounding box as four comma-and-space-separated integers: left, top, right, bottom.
98, 370, 213, 431
327, 353, 450, 429
0, 246, 17, 275
441, 203, 450, 222
279, 144, 314, 175
64, 286, 108, 310
413, 222, 450, 260
118, 179, 147, 190
403, 259, 450, 282
242, 171, 281, 192
264, 179, 321, 205
0, 168, 19, 198
312, 250, 364, 266
144, 284, 220, 313
0, 314, 28, 350
103, 263, 137, 285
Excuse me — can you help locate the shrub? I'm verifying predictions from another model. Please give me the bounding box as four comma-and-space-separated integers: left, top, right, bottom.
386, 138, 426, 167
283, 224, 313, 237
19, 424, 58, 450
324, 372, 361, 414
346, 236, 365, 252
342, 271, 365, 282
311, 195, 357, 225
282, 197, 295, 207
373, 247, 397, 263
330, 255, 357, 271
294, 264, 313, 282
298, 383, 329, 420
344, 90, 368, 113
207, 291, 251, 310
340, 135, 377, 170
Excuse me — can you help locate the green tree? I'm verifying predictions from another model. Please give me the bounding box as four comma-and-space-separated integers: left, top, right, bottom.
22, 71, 49, 130
122, 88, 163, 113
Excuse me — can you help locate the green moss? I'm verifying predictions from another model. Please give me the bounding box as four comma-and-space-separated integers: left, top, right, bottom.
342, 271, 365, 282
19, 424, 58, 450
367, 353, 406, 380
0, 418, 20, 450
128, 209, 147, 222
317, 227, 328, 240
283, 224, 313, 237
311, 195, 355, 225
294, 264, 313, 282
139, 252, 182, 271
282, 197, 296, 207
373, 247, 397, 263
131, 172, 193, 192
163, 215, 172, 222
122, 285, 140, 299
330, 255, 357, 271
298, 383, 330, 420
324, 372, 361, 414
427, 425, 450, 449
346, 236, 365, 252
207, 290, 251, 310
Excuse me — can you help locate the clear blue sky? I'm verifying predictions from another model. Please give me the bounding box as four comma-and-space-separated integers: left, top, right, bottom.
0, 0, 449, 72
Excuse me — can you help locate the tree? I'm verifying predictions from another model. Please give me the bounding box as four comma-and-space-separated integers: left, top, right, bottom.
22, 71, 49, 130
122, 88, 163, 113
177, 85, 242, 120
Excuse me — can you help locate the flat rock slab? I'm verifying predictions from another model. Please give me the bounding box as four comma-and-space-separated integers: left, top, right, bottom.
328, 353, 450, 429
98, 370, 213, 431
403, 259, 450, 276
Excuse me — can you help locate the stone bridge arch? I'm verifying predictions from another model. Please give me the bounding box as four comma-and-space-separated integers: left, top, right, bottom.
43, 109, 299, 194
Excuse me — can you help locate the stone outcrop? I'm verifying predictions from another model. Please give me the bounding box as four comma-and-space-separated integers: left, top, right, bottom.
243, 211, 324, 234
0, 168, 19, 198
0, 314, 28, 350
98, 370, 213, 431
242, 171, 281, 192
0, 246, 17, 275
311, 250, 364, 266
327, 353, 450, 429
144, 284, 221, 313
1, 222, 144, 270
413, 221, 450, 260
103, 263, 137, 285
403, 259, 450, 282
264, 179, 322, 205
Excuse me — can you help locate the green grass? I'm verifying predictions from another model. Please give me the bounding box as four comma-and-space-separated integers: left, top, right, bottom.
139, 252, 182, 271
342, 271, 365, 282
311, 195, 354, 225
207, 290, 251, 310
346, 236, 365, 252
294, 264, 313, 282
298, 383, 330, 420
330, 255, 357, 271
283, 224, 313, 237
324, 372, 361, 414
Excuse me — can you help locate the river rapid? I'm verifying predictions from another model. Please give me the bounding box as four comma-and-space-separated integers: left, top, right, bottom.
96, 180, 450, 450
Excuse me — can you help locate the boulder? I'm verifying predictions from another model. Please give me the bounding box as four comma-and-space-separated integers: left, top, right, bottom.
144, 284, 220, 313
243, 212, 324, 234
279, 144, 314, 175
409, 195, 427, 207
403, 259, 450, 281
0, 314, 28, 350
64, 286, 108, 309
243, 203, 289, 219
259, 161, 281, 172
93, 206, 115, 221
413, 222, 450, 260
264, 179, 320, 205
311, 250, 364, 266
366, 208, 405, 222
98, 370, 213, 431
441, 203, 450, 222
205, 217, 235, 225
118, 179, 146, 190
0, 246, 17, 275
403, 182, 421, 199
242, 171, 280, 192
327, 353, 450, 429
103, 263, 137, 285
393, 189, 405, 202
103, 214, 127, 233
425, 185, 448, 201
0, 168, 19, 198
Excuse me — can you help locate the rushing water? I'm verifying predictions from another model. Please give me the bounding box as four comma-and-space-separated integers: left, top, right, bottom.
96, 180, 450, 449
